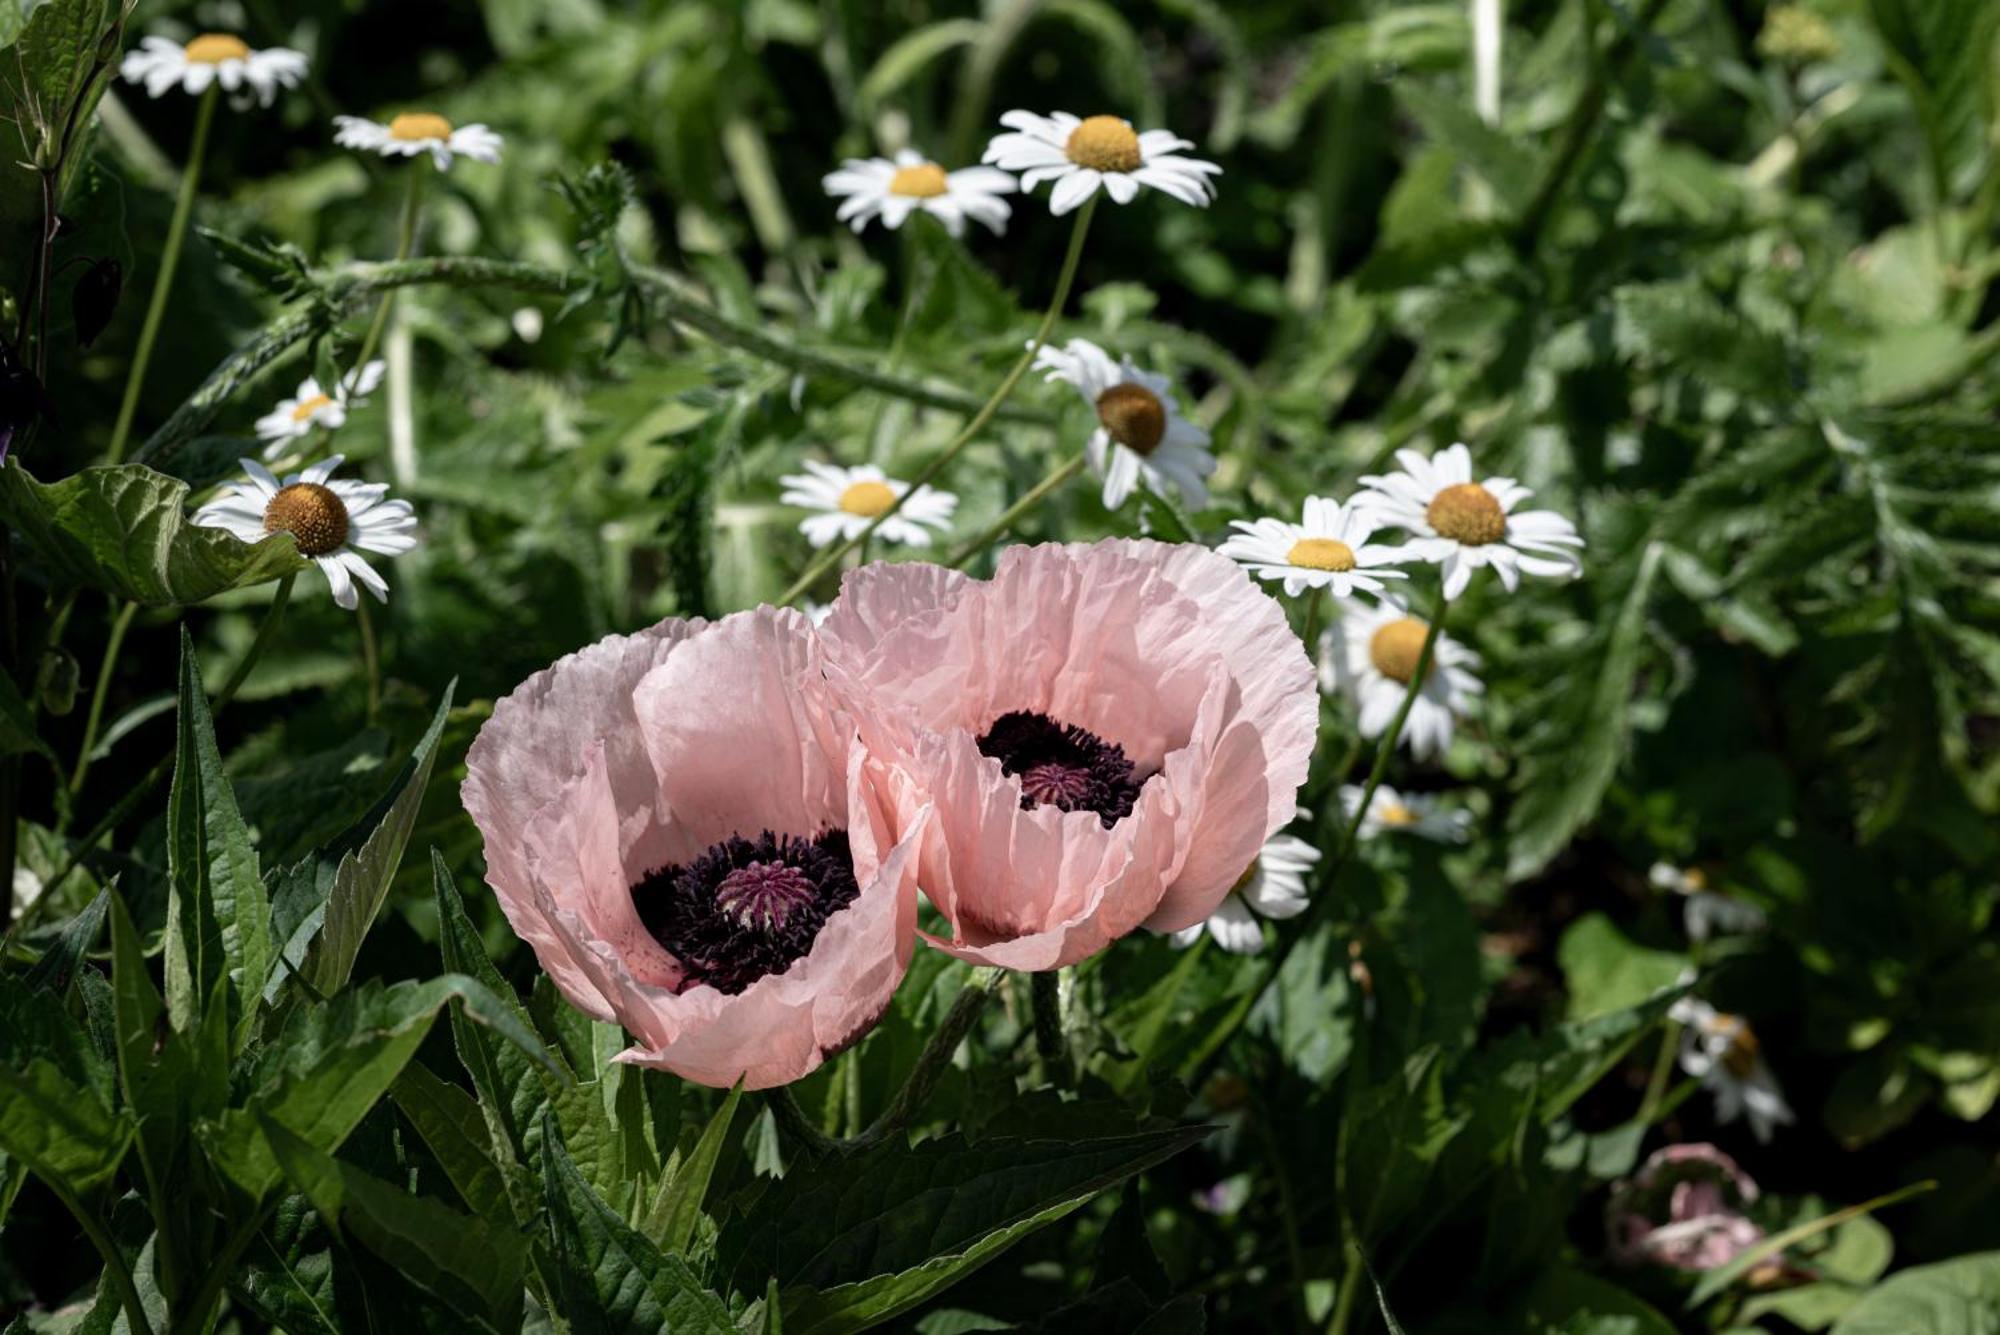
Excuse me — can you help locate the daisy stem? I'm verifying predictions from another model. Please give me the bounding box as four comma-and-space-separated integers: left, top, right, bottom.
1300, 587, 1325, 659
105, 84, 219, 466
776, 195, 1098, 606
946, 455, 1087, 569
355, 596, 382, 723
67, 600, 140, 798
351, 160, 429, 377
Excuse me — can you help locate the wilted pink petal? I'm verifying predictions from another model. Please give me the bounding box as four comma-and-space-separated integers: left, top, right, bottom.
1607, 1142, 1765, 1273
820, 540, 1317, 969
463, 608, 923, 1089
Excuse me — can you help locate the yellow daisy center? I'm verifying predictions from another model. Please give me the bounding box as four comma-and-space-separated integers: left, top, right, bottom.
290, 393, 335, 424
1065, 116, 1142, 173
1368, 617, 1433, 685
837, 480, 897, 518
1682, 867, 1709, 892
183, 33, 250, 64
887, 162, 949, 198
1287, 537, 1356, 572
1095, 383, 1166, 455
1706, 1014, 1761, 1079
389, 112, 455, 142
264, 482, 350, 557
1376, 801, 1416, 826
1425, 482, 1507, 546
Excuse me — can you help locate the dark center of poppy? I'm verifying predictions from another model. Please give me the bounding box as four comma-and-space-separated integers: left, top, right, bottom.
633, 829, 858, 995
976, 710, 1141, 826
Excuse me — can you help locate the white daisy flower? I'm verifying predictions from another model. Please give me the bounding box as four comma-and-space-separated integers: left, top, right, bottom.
1669, 995, 1796, 1144
1033, 337, 1215, 511
822, 149, 1017, 238
120, 33, 307, 107
778, 461, 957, 549
1650, 863, 1768, 943
1320, 602, 1483, 761
983, 112, 1221, 215
1171, 831, 1320, 955
194, 456, 419, 611
1340, 784, 1472, 843
12, 865, 45, 916
1356, 443, 1585, 600
1218, 496, 1413, 600
332, 112, 503, 171
255, 362, 386, 456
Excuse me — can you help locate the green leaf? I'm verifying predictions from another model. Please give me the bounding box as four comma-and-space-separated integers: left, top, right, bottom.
715, 1125, 1212, 1333
0, 664, 52, 760
1832, 1251, 2000, 1335
1556, 914, 1688, 1021
1515, 1266, 1677, 1334
1867, 0, 1999, 201
539, 1121, 739, 1335
203, 974, 556, 1200
162, 628, 270, 1042
856, 19, 982, 110
290, 684, 455, 996
391, 1062, 517, 1226
0, 462, 306, 607
0, 1058, 129, 1192
643, 1082, 742, 1255
1395, 83, 1540, 215
1506, 539, 1664, 880
1692, 1181, 1937, 1307
22, 886, 109, 995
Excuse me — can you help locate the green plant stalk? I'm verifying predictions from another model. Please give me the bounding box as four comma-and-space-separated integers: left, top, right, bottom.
946, 455, 1087, 569
1030, 969, 1065, 1073
107, 85, 219, 466
24, 574, 296, 927
349, 161, 428, 381
776, 195, 1098, 607
355, 595, 382, 723
46, 1176, 153, 1335
766, 1086, 840, 1158
851, 968, 999, 1148
1327, 1243, 1363, 1335
68, 600, 140, 797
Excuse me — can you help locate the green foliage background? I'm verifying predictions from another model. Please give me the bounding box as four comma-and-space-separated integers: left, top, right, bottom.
2, 0, 1999, 1331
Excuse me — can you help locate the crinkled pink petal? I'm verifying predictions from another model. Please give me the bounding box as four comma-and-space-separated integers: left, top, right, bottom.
821, 539, 1317, 967
464, 607, 922, 1089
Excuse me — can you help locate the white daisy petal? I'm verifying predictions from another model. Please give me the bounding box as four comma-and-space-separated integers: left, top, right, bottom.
983, 111, 1221, 215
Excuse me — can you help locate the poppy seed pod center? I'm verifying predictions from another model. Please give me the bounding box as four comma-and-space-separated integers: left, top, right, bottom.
978, 710, 1142, 827
837, 479, 897, 517
1426, 482, 1507, 545
1368, 617, 1433, 685
290, 392, 334, 424
264, 482, 350, 557
1095, 383, 1167, 455
1287, 537, 1356, 572
184, 33, 250, 64
636, 830, 859, 995
888, 162, 949, 198
1065, 116, 1143, 173
389, 112, 454, 142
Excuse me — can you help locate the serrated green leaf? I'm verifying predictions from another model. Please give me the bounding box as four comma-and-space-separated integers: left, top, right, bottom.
22, 886, 108, 995
1867, 0, 1999, 201
0, 462, 306, 607
715, 1125, 1212, 1333
0, 1058, 129, 1192
644, 1082, 742, 1255
391, 1062, 517, 1226
539, 1121, 738, 1335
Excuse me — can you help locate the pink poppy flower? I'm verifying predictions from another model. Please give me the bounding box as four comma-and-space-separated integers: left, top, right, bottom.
820, 540, 1318, 971
462, 608, 924, 1090
1607, 1143, 1765, 1272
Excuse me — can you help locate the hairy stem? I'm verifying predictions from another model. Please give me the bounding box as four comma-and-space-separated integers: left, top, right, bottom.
776, 195, 1098, 606
852, 968, 999, 1148
108, 85, 218, 465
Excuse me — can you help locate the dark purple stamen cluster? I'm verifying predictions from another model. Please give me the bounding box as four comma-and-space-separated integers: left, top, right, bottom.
634, 829, 858, 995
976, 710, 1142, 827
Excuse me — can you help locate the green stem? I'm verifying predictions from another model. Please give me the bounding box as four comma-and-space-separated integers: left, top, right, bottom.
46, 1176, 153, 1335
1300, 587, 1325, 662
107, 85, 218, 465
1031, 969, 1067, 1077
1327, 1243, 1363, 1335
1637, 1020, 1681, 1126
350, 161, 428, 379
28, 575, 295, 924
765, 1087, 840, 1158
355, 594, 381, 723
852, 968, 999, 1148
68, 600, 139, 797
946, 455, 1086, 569
777, 195, 1098, 606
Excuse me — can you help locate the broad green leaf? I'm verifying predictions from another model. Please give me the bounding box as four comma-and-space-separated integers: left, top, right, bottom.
291, 684, 455, 996
539, 1122, 738, 1335
1556, 914, 1688, 1021
1506, 539, 1664, 880
204, 974, 556, 1200
0, 1058, 129, 1191
1832, 1251, 2000, 1335
1515, 1266, 1677, 1334
643, 1082, 742, 1255
715, 1125, 1212, 1333
391, 1062, 517, 1226
0, 462, 305, 607
162, 628, 270, 1042
1395, 83, 1539, 215
1867, 0, 1999, 201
